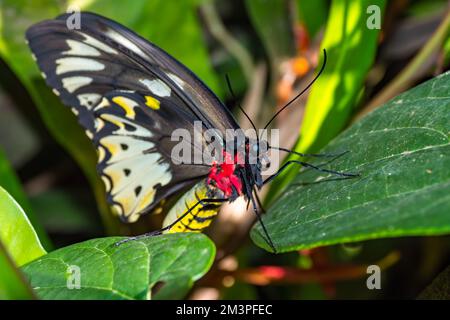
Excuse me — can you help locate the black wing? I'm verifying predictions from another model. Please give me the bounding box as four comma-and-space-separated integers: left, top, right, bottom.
26, 12, 239, 222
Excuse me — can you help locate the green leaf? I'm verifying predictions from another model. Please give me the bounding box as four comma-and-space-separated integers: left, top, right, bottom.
0, 147, 52, 249
21, 234, 216, 300
268, 0, 386, 201
252, 72, 450, 252
0, 148, 32, 214
0, 186, 47, 266
300, 0, 385, 152
0, 240, 36, 299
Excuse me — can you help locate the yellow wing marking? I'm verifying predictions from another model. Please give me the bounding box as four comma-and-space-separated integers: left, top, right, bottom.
112, 96, 136, 118
99, 137, 119, 157
101, 114, 125, 129
97, 145, 106, 163
144, 96, 160, 110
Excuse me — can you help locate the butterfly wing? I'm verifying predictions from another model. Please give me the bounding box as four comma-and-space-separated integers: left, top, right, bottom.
26, 12, 238, 222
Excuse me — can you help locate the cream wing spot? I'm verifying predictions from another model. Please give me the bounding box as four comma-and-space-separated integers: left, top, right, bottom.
105, 28, 147, 57
62, 76, 93, 93
98, 145, 106, 163
139, 79, 171, 97
100, 114, 152, 137
56, 57, 105, 75
95, 118, 105, 132
85, 130, 93, 139
167, 73, 184, 89
100, 114, 125, 130
111, 158, 172, 219
63, 39, 101, 56
77, 93, 102, 109
94, 97, 111, 111
78, 32, 118, 54
99, 135, 154, 164
104, 153, 159, 195
111, 204, 123, 217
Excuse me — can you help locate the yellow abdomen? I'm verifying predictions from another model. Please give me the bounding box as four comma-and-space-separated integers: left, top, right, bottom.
163, 182, 222, 233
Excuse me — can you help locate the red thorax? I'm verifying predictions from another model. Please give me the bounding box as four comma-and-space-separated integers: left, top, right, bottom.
207, 151, 243, 198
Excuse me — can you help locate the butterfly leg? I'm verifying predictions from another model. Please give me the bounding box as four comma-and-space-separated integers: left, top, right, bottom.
271, 146, 350, 159
263, 160, 359, 185
253, 188, 266, 214
114, 198, 228, 246
249, 192, 277, 253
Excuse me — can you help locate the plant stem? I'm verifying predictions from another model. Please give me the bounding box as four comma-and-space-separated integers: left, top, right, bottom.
201, 2, 255, 84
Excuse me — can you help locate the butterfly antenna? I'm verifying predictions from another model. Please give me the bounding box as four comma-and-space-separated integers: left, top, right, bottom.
263, 49, 327, 131
225, 74, 258, 139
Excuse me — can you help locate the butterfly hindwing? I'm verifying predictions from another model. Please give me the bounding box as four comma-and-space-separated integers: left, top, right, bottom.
26, 12, 238, 222
91, 91, 208, 222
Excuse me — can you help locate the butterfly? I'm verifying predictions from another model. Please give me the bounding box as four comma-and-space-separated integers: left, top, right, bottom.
26, 12, 356, 252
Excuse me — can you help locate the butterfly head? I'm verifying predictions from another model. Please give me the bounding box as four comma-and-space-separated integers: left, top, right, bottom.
246, 137, 271, 188
206, 137, 271, 201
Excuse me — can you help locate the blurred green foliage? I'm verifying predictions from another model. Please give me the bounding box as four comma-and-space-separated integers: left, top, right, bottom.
0, 0, 448, 300
246, 0, 295, 76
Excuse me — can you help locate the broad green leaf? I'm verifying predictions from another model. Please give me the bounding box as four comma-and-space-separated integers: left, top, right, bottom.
0, 240, 36, 299
0, 186, 47, 266
252, 72, 450, 252
22, 234, 216, 300
0, 0, 220, 233
268, 0, 386, 202
0, 147, 52, 249
444, 22, 450, 65
300, 0, 385, 152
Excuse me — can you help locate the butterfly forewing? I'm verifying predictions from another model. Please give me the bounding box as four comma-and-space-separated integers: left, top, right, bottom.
26, 12, 238, 222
